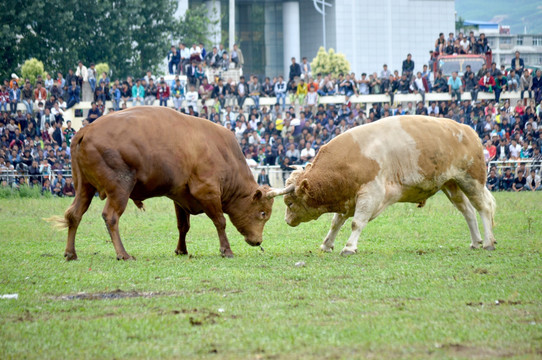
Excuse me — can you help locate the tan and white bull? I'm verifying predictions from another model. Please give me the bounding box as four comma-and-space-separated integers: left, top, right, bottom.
268, 115, 496, 255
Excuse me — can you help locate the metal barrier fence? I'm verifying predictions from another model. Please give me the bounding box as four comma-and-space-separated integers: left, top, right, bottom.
0, 165, 291, 188
487, 159, 538, 175
3, 161, 539, 189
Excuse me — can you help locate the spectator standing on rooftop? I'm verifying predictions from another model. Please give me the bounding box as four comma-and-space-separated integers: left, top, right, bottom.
402, 54, 414, 80
75, 61, 87, 93
448, 71, 462, 103
87, 63, 97, 94
231, 44, 244, 68
511, 51, 524, 76
274, 75, 287, 110
289, 57, 301, 82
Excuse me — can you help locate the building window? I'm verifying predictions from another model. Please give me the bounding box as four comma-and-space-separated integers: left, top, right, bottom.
500, 37, 511, 45
516, 37, 523, 45
533, 37, 542, 46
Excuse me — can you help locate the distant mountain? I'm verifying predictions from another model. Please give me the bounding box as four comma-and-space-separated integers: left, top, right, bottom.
455, 0, 542, 35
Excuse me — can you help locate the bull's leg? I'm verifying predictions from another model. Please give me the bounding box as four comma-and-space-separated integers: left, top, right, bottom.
320, 213, 348, 252
461, 184, 496, 250
340, 183, 387, 256
64, 183, 96, 261
197, 198, 233, 257
102, 193, 134, 260
441, 181, 483, 249
174, 203, 190, 255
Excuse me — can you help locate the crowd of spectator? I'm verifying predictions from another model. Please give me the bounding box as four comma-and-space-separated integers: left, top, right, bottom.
1, 34, 542, 194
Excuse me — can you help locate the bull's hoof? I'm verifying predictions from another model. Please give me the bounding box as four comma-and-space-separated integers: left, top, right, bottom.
117, 254, 136, 261
64, 252, 78, 261
320, 244, 334, 253
340, 248, 357, 257
470, 243, 481, 250
220, 249, 234, 258
483, 245, 495, 251
175, 249, 188, 256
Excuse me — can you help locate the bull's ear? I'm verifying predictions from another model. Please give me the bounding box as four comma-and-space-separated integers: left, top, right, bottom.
253, 188, 263, 201
299, 179, 310, 192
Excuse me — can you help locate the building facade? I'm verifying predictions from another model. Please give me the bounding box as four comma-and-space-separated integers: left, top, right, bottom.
486, 33, 542, 70
182, 0, 455, 78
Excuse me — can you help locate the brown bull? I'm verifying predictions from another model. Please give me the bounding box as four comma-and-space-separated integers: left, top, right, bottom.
268, 115, 496, 255
52, 107, 274, 260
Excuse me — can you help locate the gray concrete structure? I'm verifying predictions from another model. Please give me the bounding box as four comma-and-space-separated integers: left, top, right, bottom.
184, 0, 456, 77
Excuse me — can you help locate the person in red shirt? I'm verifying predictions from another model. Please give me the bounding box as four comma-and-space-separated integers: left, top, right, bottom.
478, 70, 496, 92
157, 80, 170, 107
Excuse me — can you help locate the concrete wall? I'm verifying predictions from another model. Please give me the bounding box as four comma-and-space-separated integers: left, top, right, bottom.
334, 0, 455, 75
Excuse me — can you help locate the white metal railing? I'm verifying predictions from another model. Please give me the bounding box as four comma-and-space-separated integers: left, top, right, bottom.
487, 159, 538, 175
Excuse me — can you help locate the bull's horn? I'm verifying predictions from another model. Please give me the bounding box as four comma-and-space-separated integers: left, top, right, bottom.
266, 184, 295, 198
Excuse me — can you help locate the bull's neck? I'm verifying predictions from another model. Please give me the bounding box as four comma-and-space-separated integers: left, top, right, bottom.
221, 166, 258, 215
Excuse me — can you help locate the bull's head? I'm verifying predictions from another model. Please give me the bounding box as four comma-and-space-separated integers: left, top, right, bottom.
228, 186, 274, 246
267, 165, 321, 226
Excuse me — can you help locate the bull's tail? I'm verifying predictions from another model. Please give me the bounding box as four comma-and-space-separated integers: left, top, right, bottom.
44, 215, 69, 230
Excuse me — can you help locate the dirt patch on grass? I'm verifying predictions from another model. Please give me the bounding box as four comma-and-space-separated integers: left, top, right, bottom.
466, 299, 527, 306
434, 343, 519, 358
54, 288, 170, 301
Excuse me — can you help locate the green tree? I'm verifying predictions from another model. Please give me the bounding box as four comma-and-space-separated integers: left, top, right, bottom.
21, 58, 45, 85
311, 47, 350, 77
95, 63, 110, 77
178, 4, 217, 47
0, 0, 212, 81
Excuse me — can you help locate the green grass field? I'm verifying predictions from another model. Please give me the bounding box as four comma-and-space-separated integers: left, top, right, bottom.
0, 192, 541, 359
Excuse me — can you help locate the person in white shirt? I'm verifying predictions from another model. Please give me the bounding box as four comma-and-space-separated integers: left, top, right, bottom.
75, 61, 88, 89
509, 139, 522, 160
185, 85, 198, 112
300, 142, 315, 163
410, 72, 426, 102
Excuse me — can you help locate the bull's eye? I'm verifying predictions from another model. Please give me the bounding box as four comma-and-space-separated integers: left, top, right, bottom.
287, 202, 293, 208
261, 211, 266, 218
